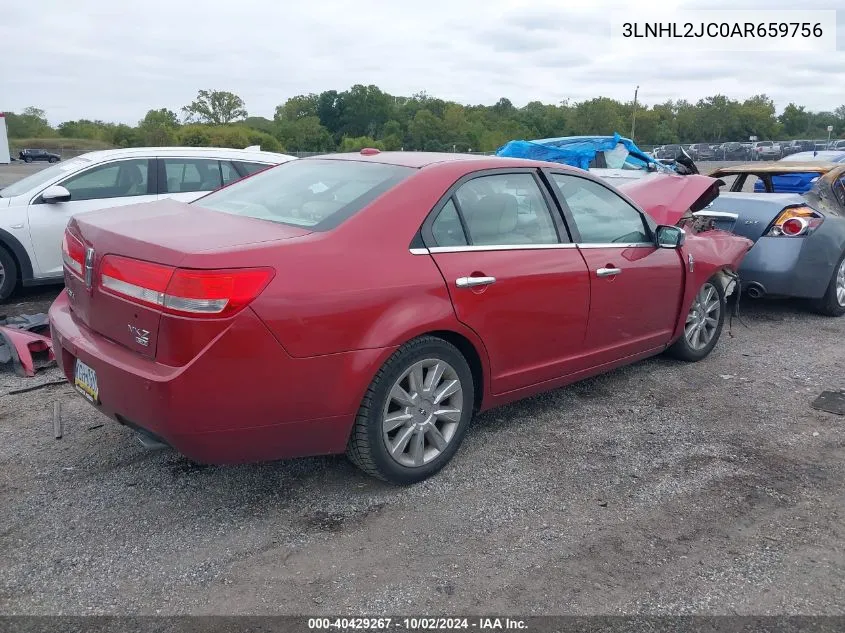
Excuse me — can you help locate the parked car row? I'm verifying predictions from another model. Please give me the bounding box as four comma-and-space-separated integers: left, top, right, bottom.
650, 139, 845, 162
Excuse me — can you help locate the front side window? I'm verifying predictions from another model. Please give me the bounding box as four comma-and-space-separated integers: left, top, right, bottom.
551, 174, 650, 244
453, 173, 560, 246
196, 159, 414, 230
0, 157, 93, 198
163, 159, 222, 193
60, 159, 149, 202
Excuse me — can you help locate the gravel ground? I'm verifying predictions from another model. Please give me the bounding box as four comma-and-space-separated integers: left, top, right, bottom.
0, 161, 843, 616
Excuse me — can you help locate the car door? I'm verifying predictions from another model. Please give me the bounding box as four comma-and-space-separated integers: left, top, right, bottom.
158, 157, 224, 202
423, 170, 591, 394
26, 157, 156, 277
547, 171, 684, 364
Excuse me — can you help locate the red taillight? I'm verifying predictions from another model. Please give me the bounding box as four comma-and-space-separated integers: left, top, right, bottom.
766, 206, 823, 237
99, 255, 273, 318
781, 217, 807, 236
61, 230, 85, 277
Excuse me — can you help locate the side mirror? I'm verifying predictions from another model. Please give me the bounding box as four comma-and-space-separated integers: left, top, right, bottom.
656, 225, 685, 249
41, 185, 71, 204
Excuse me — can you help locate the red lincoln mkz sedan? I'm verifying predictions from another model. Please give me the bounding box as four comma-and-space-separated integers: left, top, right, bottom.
49, 151, 752, 484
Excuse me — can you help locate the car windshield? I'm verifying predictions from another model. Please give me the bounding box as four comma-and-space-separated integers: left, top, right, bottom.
0, 157, 91, 197
195, 158, 415, 230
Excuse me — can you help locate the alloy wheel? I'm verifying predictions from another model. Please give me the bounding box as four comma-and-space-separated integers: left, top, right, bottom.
684, 282, 721, 351
382, 358, 463, 468
836, 258, 845, 307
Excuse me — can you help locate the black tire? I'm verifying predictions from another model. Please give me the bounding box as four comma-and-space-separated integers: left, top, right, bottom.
346, 335, 475, 485
812, 251, 845, 317
49, 157, 58, 163
0, 246, 19, 301
666, 277, 727, 362
23, 156, 32, 163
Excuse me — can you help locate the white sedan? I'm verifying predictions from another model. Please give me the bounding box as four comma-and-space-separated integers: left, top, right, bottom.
0, 146, 295, 299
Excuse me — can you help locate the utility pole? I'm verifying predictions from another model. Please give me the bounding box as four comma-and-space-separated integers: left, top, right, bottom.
631, 85, 639, 140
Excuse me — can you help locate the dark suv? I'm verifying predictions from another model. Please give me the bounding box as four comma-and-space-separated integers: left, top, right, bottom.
19, 149, 61, 163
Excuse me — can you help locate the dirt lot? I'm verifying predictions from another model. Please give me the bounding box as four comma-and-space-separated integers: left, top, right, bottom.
0, 162, 844, 616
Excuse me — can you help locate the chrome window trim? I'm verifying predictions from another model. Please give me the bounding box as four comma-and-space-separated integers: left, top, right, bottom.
577, 242, 655, 249
409, 242, 656, 254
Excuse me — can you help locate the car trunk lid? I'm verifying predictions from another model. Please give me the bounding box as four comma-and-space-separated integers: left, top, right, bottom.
704, 192, 807, 241
65, 199, 310, 359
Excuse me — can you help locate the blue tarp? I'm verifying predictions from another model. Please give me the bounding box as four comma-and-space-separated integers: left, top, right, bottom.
495, 133, 669, 172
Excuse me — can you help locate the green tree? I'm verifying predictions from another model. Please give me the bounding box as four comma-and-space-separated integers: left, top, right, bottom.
138, 108, 179, 145
5, 107, 55, 138
339, 136, 383, 152
779, 103, 810, 137
274, 94, 319, 122
276, 116, 333, 152
182, 90, 247, 124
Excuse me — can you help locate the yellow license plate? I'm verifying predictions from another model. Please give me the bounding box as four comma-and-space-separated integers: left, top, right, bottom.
74, 359, 99, 403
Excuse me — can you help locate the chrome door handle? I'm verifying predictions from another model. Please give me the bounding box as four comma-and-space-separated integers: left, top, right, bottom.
456, 276, 496, 288
596, 267, 622, 277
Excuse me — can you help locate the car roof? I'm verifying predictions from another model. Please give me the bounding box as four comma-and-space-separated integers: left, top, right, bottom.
782, 151, 845, 163
306, 151, 568, 170
73, 146, 296, 163
709, 162, 845, 177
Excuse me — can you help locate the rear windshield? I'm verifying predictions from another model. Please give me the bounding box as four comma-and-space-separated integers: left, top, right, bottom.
195, 159, 414, 230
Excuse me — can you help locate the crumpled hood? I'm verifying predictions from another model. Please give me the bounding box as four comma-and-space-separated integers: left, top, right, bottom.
617, 173, 724, 225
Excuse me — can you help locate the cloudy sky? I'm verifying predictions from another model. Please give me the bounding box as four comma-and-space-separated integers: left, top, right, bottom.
1, 0, 842, 125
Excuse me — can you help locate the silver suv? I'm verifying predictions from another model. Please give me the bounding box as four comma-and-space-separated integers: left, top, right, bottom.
750, 141, 781, 161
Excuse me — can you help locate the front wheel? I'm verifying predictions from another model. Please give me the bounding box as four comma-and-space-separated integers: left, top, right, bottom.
48, 157, 58, 163
812, 252, 845, 317
346, 336, 475, 484
666, 278, 726, 362
0, 247, 19, 301
23, 156, 32, 163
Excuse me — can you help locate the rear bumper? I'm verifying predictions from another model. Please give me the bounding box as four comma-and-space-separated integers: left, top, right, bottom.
49, 290, 389, 464
738, 233, 836, 299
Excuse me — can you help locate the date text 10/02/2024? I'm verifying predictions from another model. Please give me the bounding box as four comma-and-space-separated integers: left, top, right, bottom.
307, 618, 528, 630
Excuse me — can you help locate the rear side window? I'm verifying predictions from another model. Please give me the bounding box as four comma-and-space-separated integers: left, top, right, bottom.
431, 199, 468, 246
163, 159, 222, 193
196, 159, 414, 230
220, 161, 241, 186
234, 161, 272, 175
454, 173, 560, 246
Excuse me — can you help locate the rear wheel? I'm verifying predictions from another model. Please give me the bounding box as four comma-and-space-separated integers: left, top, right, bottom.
23, 156, 32, 163
0, 247, 19, 301
812, 252, 845, 317
666, 278, 726, 362
346, 336, 475, 484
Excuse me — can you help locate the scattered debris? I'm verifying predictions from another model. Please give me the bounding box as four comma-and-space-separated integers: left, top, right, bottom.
813, 432, 820, 437
53, 402, 62, 439
811, 390, 845, 416
87, 424, 104, 431
0, 313, 55, 377
720, 374, 735, 380
8, 379, 67, 395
